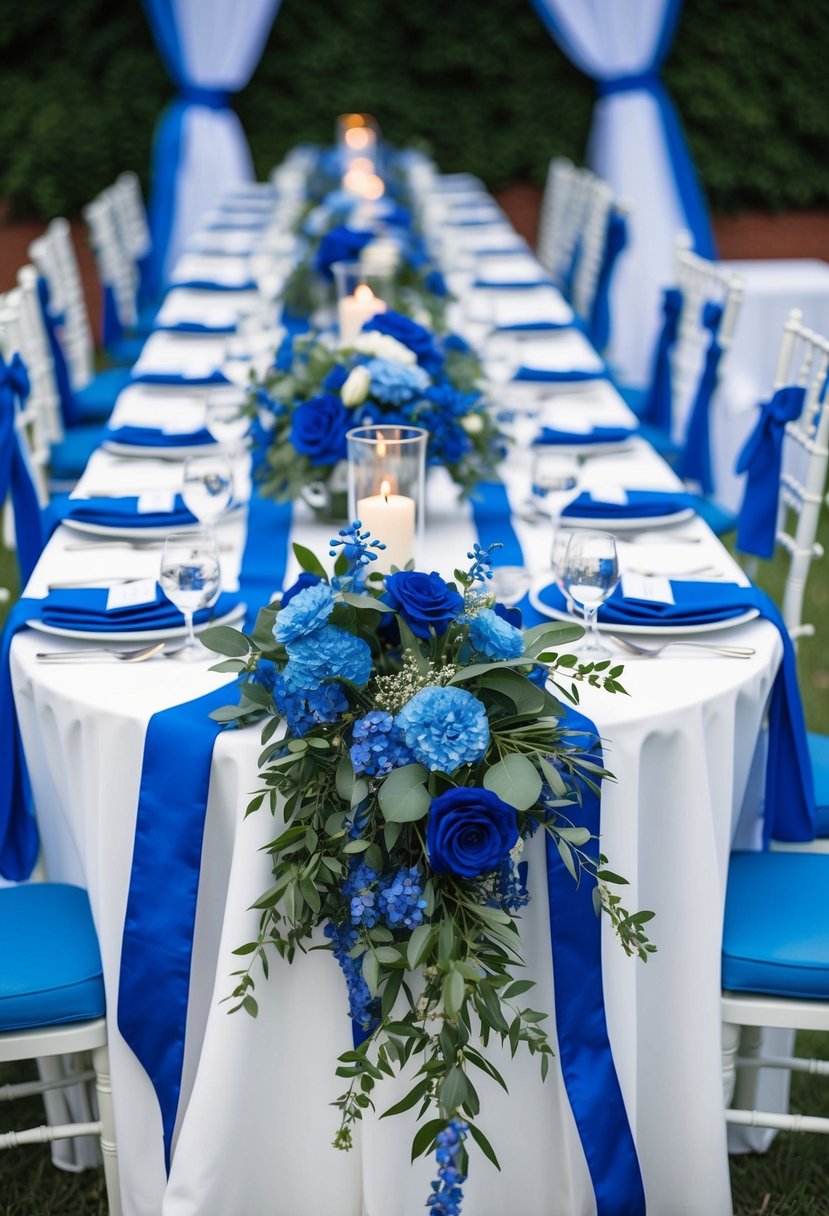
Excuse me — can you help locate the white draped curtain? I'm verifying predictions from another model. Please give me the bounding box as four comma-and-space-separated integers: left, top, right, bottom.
143, 0, 282, 286
531, 0, 716, 384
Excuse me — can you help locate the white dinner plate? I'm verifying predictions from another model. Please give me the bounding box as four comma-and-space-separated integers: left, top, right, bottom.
61, 503, 245, 540
529, 579, 759, 636
27, 602, 247, 643
559, 506, 695, 532
102, 440, 220, 461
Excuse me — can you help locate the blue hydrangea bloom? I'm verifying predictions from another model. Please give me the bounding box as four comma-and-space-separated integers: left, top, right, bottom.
377, 866, 427, 930
273, 581, 335, 645
273, 676, 348, 737
364, 358, 430, 406
395, 686, 490, 774
468, 607, 525, 660
342, 859, 382, 928
283, 625, 373, 691
350, 710, 413, 777
250, 658, 276, 693
324, 920, 378, 1031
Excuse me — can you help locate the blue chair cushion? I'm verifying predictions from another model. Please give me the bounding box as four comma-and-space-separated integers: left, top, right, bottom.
50, 425, 104, 480
74, 367, 133, 422
0, 884, 105, 1030
105, 335, 147, 364
809, 732, 829, 836
722, 851, 829, 1000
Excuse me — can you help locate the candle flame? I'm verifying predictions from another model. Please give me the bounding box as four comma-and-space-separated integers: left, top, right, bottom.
376, 436, 387, 459
354, 283, 376, 303
381, 479, 392, 502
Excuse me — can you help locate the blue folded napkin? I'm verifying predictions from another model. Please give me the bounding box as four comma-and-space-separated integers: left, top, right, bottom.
514, 365, 608, 384
534, 426, 636, 447
130, 370, 230, 388
38, 585, 240, 633
153, 321, 237, 335
561, 489, 693, 521
535, 577, 814, 844
496, 320, 573, 333
63, 494, 198, 530
103, 425, 217, 449
171, 280, 258, 293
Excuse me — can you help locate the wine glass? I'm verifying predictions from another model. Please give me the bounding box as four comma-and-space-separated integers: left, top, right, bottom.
182, 455, 234, 536
159, 532, 222, 661
528, 451, 578, 527
204, 385, 250, 452
559, 530, 620, 659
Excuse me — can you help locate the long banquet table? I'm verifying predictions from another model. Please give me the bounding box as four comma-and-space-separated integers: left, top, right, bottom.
10, 157, 789, 1215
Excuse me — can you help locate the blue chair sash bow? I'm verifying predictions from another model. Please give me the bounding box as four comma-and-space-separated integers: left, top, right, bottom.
589, 211, 627, 351
35, 277, 82, 429
735, 385, 806, 559
639, 286, 683, 432
0, 354, 46, 583
677, 300, 724, 494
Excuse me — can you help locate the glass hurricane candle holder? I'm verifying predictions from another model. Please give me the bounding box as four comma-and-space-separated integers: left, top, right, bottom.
347, 425, 427, 574
332, 261, 392, 346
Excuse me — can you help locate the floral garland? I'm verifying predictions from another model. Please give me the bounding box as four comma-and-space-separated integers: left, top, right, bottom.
204, 527, 654, 1212
252, 309, 506, 505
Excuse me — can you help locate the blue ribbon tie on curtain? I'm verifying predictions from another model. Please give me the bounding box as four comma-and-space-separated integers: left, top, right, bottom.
640, 287, 683, 432
589, 210, 627, 352
735, 385, 806, 559
118, 492, 292, 1168
677, 301, 724, 494
469, 477, 646, 1216
179, 85, 231, 109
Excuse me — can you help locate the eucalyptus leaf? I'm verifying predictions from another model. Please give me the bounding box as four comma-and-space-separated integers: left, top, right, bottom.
378, 763, 431, 823
292, 542, 328, 579
483, 753, 542, 811
199, 625, 250, 658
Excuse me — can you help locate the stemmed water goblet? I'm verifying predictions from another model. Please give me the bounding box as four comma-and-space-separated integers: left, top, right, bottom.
159, 532, 222, 661
204, 386, 251, 454
558, 530, 620, 659
182, 454, 234, 538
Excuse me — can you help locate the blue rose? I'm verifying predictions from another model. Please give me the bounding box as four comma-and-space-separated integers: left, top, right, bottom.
281, 571, 322, 607
362, 310, 442, 370
384, 570, 463, 638
290, 392, 350, 467
426, 787, 519, 878
314, 225, 374, 280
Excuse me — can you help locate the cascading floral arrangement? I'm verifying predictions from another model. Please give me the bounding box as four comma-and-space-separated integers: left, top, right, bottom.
203, 527, 654, 1212
251, 309, 505, 508
282, 197, 449, 329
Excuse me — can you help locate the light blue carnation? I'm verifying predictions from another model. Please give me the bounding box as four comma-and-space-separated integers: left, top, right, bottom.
283, 624, 372, 691
395, 685, 490, 774
365, 358, 431, 406
468, 607, 525, 660
274, 582, 335, 645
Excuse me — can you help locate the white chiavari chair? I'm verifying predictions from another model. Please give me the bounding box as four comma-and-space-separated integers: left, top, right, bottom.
43, 218, 97, 389
0, 289, 50, 561
536, 156, 575, 278
112, 172, 152, 277
83, 191, 138, 334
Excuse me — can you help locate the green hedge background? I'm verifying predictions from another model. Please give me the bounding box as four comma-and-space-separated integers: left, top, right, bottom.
1, 0, 827, 221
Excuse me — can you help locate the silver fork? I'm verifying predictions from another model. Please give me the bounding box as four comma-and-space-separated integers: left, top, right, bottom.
610, 634, 755, 659
36, 642, 167, 663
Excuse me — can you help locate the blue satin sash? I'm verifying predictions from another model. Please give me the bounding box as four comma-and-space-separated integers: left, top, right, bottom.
0, 354, 46, 583
35, 277, 82, 428
735, 385, 806, 559
639, 287, 683, 432
0, 597, 42, 880
117, 492, 292, 1167
589, 211, 627, 352
469, 478, 646, 1214
677, 301, 724, 494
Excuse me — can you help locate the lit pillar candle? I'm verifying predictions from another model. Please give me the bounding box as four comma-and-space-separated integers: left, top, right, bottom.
357, 479, 415, 573
338, 283, 386, 346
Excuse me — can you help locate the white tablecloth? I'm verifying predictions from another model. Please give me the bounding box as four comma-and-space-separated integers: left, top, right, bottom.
9, 175, 788, 1216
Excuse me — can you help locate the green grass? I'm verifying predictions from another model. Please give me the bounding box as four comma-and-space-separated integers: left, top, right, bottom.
0, 516, 828, 1213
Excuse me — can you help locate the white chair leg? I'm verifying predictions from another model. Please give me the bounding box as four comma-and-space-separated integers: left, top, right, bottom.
722, 1020, 740, 1107
91, 1042, 122, 1216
